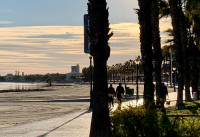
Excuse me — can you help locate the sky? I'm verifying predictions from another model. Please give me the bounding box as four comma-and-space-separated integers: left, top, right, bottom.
0, 0, 171, 75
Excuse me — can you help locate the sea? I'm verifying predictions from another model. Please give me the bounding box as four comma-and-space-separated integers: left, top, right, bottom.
0, 82, 46, 90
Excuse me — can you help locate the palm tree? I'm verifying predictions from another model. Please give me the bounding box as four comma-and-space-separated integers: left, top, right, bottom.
161, 1, 192, 101
160, 0, 192, 102
137, 0, 154, 108
128, 59, 136, 82
178, 1, 192, 101
164, 27, 192, 101
169, 0, 185, 105
159, 0, 170, 19
185, 0, 200, 99
107, 66, 112, 82
188, 37, 199, 98
152, 0, 163, 105
161, 45, 170, 85
46, 77, 53, 86
88, 0, 113, 136
112, 65, 117, 83
115, 63, 123, 83
126, 60, 136, 82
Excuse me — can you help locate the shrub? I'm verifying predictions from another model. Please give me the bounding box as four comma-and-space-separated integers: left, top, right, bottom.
110, 106, 200, 137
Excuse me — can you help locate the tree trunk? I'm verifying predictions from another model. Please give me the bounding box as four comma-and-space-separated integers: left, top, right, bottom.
90, 59, 111, 137
88, 0, 112, 136
138, 0, 154, 108
189, 39, 199, 100
197, 52, 200, 99
152, 0, 162, 105
179, 6, 191, 101
169, 0, 184, 105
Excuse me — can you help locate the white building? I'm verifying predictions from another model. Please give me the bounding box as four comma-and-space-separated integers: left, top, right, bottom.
66, 64, 81, 81
71, 64, 80, 73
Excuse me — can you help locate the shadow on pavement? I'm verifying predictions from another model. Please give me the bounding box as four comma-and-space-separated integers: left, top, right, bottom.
2, 99, 90, 103
37, 109, 92, 137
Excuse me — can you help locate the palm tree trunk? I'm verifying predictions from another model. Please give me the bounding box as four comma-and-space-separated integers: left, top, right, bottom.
179, 6, 191, 101
88, 0, 112, 136
197, 52, 200, 99
191, 56, 199, 99
90, 59, 111, 136
138, 0, 154, 108
152, 0, 162, 105
169, 0, 184, 105
189, 39, 199, 100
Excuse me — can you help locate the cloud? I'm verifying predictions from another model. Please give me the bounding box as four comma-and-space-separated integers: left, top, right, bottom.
26, 33, 82, 40
0, 25, 85, 74
0, 21, 171, 75
0, 20, 13, 24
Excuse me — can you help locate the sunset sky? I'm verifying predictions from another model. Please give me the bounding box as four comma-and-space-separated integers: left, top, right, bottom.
0, 0, 171, 75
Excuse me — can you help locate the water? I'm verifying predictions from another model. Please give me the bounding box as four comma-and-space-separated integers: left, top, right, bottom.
0, 82, 46, 90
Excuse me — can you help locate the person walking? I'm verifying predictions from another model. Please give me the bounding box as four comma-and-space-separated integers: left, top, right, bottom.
108, 84, 115, 108
116, 83, 124, 103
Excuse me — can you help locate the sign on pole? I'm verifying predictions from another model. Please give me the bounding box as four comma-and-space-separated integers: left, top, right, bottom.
84, 14, 90, 54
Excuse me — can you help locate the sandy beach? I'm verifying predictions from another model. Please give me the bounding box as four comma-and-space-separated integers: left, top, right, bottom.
0, 82, 177, 129
0, 83, 90, 128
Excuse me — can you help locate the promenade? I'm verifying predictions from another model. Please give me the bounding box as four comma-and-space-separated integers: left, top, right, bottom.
0, 110, 92, 137
0, 86, 193, 137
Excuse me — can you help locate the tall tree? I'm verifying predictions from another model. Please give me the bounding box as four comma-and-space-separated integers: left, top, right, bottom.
137, 0, 154, 108
179, 6, 191, 101
88, 0, 113, 136
152, 0, 163, 105
185, 0, 200, 99
160, 0, 191, 101
169, 0, 184, 105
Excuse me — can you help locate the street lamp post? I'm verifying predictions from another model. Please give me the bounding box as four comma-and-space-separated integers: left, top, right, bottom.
169, 48, 173, 87
89, 55, 93, 109
173, 67, 176, 92
135, 60, 140, 104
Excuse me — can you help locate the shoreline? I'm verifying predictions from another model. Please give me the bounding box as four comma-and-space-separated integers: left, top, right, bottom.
0, 88, 53, 93
0, 84, 90, 128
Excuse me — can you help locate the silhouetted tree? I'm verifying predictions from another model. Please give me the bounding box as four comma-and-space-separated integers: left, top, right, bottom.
160, 0, 192, 101
152, 0, 163, 105
169, 0, 184, 105
88, 0, 113, 136
137, 0, 154, 108
185, 0, 200, 99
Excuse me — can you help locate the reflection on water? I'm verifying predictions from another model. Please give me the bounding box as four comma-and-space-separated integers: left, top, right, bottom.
0, 82, 46, 90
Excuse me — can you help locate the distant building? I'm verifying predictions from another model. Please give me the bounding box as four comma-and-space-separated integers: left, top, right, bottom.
20, 72, 25, 82
15, 70, 20, 76
66, 64, 81, 81
71, 64, 80, 73
5, 74, 14, 81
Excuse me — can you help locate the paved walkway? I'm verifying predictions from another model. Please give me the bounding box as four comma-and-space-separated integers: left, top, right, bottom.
0, 110, 92, 137
0, 87, 194, 137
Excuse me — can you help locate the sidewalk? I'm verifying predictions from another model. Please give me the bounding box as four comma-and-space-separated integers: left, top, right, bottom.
112, 87, 193, 110
0, 110, 92, 137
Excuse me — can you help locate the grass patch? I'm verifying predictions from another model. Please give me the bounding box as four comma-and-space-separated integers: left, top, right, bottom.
167, 101, 200, 115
